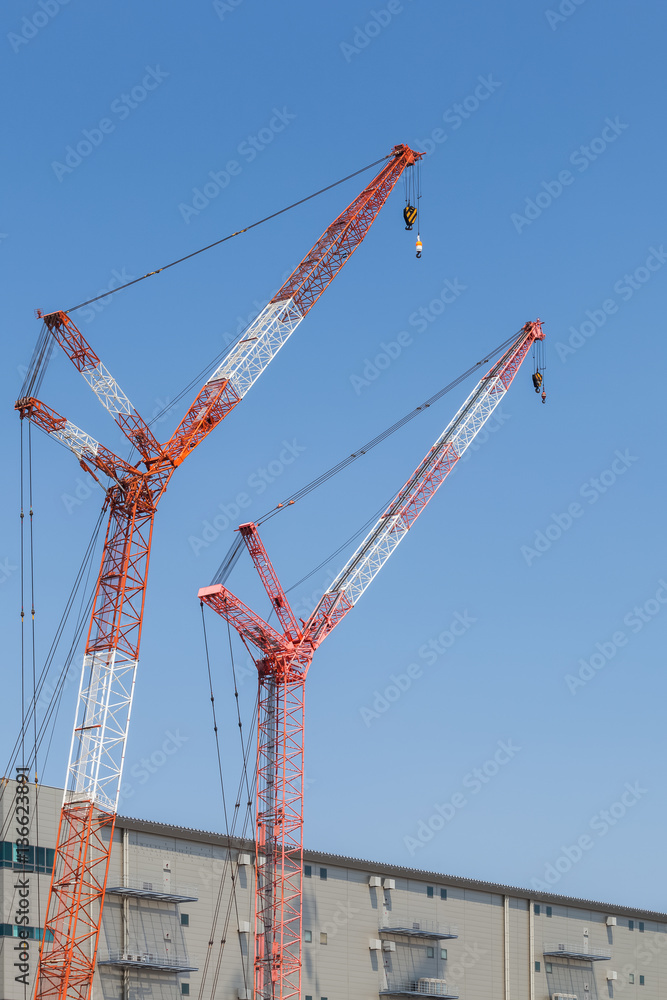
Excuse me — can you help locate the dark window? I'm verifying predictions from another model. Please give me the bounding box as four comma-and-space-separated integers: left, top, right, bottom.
305, 996, 313, 1000
639, 922, 645, 932
440, 888, 447, 900
440, 949, 447, 961
0, 842, 55, 874
426, 947, 434, 958
181, 985, 190, 996
180, 914, 189, 927
535, 961, 541, 972
427, 886, 434, 898
545, 963, 552, 973
319, 868, 327, 881
304, 865, 312, 878
0, 925, 52, 941
533, 904, 540, 915
640, 975, 645, 985
546, 906, 552, 917
629, 920, 634, 930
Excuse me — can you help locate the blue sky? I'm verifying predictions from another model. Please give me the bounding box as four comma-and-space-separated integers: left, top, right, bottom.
2, 0, 666, 911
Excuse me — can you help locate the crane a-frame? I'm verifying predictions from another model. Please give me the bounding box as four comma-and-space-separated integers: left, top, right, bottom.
15, 143, 423, 1000
199, 319, 545, 1000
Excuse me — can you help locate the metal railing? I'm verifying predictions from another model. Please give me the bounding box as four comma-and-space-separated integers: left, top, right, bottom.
543, 942, 612, 960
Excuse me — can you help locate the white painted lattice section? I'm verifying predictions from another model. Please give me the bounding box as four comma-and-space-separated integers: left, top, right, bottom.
52, 419, 101, 462
322, 372, 510, 610
80, 361, 135, 417
65, 650, 138, 811
207, 298, 303, 399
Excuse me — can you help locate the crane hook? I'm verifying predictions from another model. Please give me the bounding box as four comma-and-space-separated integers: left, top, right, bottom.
415, 234, 422, 259
541, 389, 546, 404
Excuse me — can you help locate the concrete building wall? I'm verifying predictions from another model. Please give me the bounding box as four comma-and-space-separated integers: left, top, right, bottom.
1, 779, 666, 1000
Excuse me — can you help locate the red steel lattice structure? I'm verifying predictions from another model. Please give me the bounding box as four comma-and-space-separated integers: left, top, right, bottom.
199, 320, 545, 1000
15, 143, 423, 1000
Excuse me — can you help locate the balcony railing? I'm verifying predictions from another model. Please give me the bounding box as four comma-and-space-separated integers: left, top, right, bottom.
105, 877, 198, 902
99, 951, 198, 973
543, 942, 612, 961
379, 923, 458, 940
381, 979, 458, 999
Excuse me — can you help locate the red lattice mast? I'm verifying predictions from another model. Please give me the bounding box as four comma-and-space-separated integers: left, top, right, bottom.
16, 144, 422, 1000
199, 320, 545, 1000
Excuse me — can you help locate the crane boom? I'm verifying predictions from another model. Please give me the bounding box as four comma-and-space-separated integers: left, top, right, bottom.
21, 143, 422, 1000
167, 144, 422, 464
305, 320, 544, 643
198, 319, 545, 1000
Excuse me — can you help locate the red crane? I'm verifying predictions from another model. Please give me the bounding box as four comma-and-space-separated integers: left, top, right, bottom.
15, 143, 423, 1000
198, 320, 545, 1000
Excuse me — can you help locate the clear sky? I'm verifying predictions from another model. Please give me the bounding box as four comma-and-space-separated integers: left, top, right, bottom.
2, 0, 666, 912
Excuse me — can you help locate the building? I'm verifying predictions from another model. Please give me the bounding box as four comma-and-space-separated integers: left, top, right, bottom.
1, 779, 665, 1000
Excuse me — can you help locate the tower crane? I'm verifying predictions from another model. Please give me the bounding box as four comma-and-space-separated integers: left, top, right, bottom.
198, 319, 545, 1000
14, 143, 423, 1000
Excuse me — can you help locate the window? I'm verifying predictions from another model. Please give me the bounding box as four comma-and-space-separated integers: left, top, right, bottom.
305, 995, 313, 1000
181, 985, 190, 996
0, 842, 55, 874
426, 947, 434, 958
320, 932, 327, 945
533, 904, 540, 915
545, 963, 552, 974
440, 888, 447, 900
639, 921, 645, 932
640, 975, 645, 986
427, 886, 434, 898
304, 865, 312, 878
546, 906, 552, 918
180, 914, 189, 927
319, 867, 327, 881
0, 925, 53, 942
629, 974, 634, 984
304, 931, 312, 943
629, 920, 634, 930
440, 949, 447, 961
535, 962, 541, 972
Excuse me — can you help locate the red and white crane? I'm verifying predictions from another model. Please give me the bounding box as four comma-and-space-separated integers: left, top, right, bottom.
198, 319, 545, 1000
15, 143, 423, 1000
